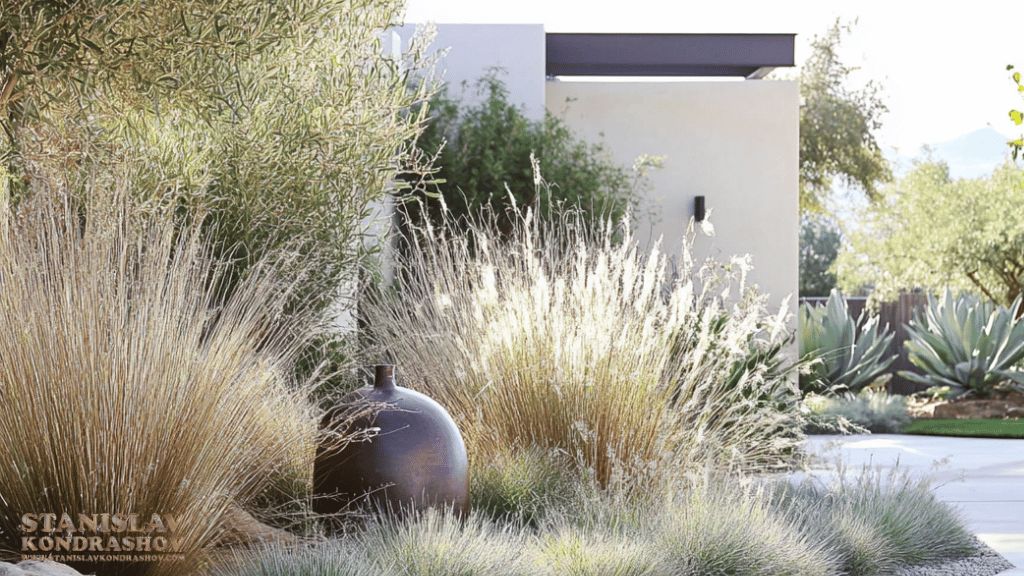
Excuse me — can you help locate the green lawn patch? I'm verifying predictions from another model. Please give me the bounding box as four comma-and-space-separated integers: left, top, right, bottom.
903, 419, 1024, 439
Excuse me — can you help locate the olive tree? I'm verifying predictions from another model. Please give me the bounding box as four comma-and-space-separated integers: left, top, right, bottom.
1, 0, 436, 318
781, 18, 892, 213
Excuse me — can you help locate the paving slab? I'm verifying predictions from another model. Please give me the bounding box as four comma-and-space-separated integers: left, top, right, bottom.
800, 434, 1024, 575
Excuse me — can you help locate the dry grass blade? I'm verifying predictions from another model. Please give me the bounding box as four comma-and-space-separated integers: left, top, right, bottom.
0, 182, 320, 576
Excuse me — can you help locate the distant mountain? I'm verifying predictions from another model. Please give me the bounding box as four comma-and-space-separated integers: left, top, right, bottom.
885, 127, 1018, 180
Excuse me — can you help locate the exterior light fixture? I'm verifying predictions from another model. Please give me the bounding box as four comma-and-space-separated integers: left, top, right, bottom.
694, 196, 706, 222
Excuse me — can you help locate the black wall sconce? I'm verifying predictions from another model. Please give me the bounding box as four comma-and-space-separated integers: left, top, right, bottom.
694, 196, 705, 222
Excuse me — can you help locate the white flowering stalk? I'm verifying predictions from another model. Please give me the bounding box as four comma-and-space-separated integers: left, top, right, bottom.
362, 173, 801, 492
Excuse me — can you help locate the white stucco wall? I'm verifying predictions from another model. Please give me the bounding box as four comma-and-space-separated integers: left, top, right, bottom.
371, 24, 799, 331
389, 24, 546, 121
545, 80, 799, 316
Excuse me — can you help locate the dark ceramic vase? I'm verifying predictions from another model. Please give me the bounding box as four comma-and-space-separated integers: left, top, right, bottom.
313, 365, 469, 520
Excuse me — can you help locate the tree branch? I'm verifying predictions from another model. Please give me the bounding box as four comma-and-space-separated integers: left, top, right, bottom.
966, 270, 999, 303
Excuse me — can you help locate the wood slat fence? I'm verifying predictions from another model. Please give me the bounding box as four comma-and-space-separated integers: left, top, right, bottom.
798, 292, 930, 395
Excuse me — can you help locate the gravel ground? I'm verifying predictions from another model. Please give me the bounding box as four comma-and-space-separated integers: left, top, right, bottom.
897, 537, 1015, 576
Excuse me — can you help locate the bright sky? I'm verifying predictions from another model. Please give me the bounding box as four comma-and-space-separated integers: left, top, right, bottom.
402, 0, 1022, 156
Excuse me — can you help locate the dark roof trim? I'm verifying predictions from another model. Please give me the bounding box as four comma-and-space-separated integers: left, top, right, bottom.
546, 33, 795, 79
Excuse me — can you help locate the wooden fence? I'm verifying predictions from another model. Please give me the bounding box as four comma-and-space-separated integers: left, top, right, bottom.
799, 292, 930, 395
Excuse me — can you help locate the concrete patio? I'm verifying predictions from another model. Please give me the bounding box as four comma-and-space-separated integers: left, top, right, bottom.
799, 434, 1024, 575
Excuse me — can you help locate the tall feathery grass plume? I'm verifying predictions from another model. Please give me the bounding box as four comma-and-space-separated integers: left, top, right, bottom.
362, 160, 800, 497
0, 177, 324, 576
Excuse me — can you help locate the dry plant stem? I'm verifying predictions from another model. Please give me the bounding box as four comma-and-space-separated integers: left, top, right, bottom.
0, 183, 321, 575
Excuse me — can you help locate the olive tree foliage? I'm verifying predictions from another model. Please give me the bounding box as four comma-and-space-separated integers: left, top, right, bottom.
1, 0, 437, 317
786, 18, 892, 213
834, 158, 1024, 307
799, 214, 841, 297
1006, 64, 1024, 159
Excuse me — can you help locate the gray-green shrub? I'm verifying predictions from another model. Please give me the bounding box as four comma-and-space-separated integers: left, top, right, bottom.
803, 390, 912, 434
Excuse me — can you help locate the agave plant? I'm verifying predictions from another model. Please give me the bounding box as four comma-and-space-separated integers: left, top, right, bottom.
799, 289, 897, 395
900, 290, 1024, 397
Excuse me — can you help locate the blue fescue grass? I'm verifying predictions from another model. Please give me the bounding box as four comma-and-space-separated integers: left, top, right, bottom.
203, 465, 976, 576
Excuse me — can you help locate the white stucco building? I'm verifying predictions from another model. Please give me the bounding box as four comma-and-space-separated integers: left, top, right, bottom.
380, 24, 798, 325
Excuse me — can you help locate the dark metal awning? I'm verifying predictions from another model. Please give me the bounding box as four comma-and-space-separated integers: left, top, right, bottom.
546, 33, 795, 79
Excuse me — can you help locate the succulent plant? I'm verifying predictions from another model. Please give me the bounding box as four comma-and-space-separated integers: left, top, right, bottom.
800, 288, 897, 395
900, 289, 1024, 397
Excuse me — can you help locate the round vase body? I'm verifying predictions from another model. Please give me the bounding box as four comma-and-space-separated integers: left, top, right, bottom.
313, 365, 469, 519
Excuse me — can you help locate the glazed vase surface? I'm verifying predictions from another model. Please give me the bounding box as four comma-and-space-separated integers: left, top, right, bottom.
313, 365, 469, 519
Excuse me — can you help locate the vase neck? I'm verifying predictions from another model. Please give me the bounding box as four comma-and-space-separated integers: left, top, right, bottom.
374, 365, 396, 390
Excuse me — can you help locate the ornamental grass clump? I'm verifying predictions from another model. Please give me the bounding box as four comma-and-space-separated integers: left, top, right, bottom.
205, 539, 389, 576
531, 472, 840, 576
362, 170, 799, 493
0, 184, 321, 575
208, 509, 532, 576
537, 527, 664, 576
201, 468, 979, 576
653, 478, 840, 576
470, 445, 576, 527
358, 508, 531, 576
770, 467, 976, 574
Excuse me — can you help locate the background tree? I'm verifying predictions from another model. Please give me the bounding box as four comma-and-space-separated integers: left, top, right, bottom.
400, 71, 659, 237
799, 214, 841, 297
833, 158, 1024, 307
786, 18, 893, 213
